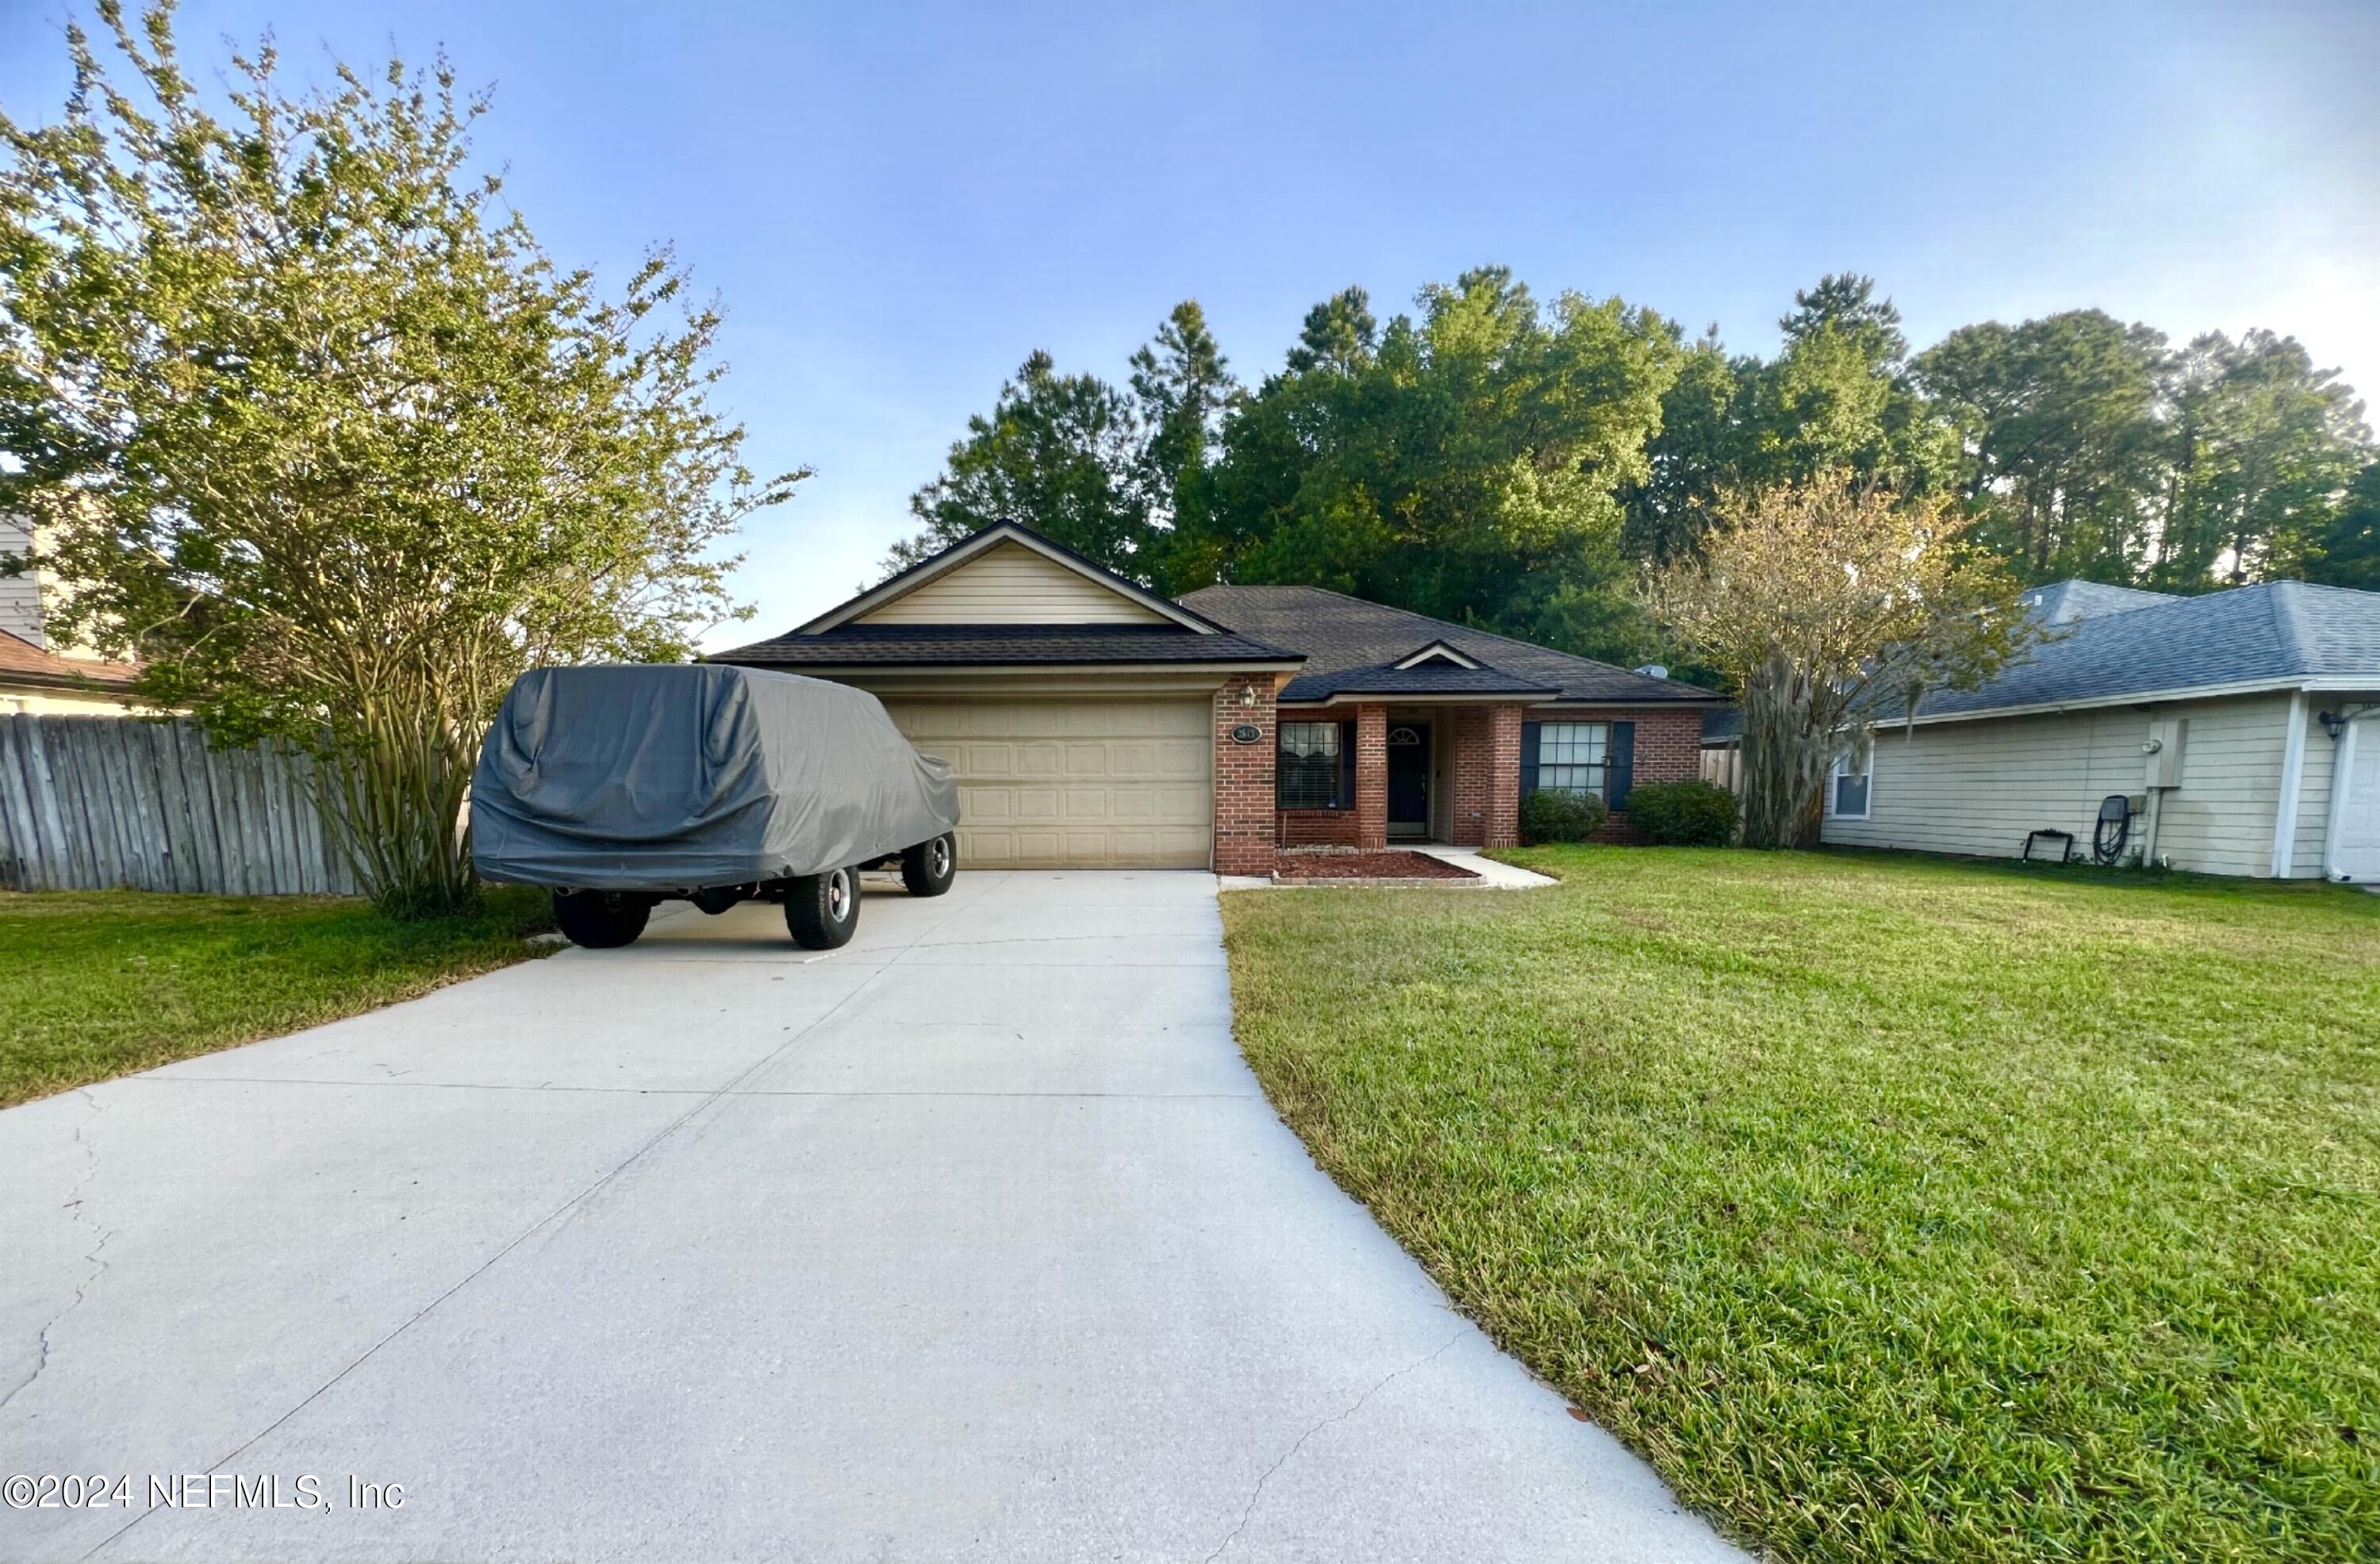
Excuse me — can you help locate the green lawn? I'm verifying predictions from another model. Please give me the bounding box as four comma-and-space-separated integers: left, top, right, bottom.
0, 888, 555, 1109
1221, 848, 2380, 1563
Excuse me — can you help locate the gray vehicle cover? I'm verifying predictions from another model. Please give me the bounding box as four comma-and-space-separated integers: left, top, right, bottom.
472, 664, 959, 891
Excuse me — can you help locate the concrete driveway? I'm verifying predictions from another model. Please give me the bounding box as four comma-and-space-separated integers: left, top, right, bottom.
1, 870, 1741, 1562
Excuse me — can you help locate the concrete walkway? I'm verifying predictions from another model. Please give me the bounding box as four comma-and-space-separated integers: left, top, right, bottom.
1, 871, 1738, 1562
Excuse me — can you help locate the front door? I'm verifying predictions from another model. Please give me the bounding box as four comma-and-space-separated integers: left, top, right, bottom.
1386, 721, 1431, 840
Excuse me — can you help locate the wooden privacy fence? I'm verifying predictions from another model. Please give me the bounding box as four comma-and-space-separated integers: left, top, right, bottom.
0, 714, 362, 895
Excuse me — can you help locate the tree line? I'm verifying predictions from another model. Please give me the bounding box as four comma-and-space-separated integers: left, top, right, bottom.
897, 272, 2377, 667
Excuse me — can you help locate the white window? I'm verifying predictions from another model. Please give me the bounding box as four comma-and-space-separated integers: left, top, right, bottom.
1536, 722, 1608, 797
1829, 754, 1871, 819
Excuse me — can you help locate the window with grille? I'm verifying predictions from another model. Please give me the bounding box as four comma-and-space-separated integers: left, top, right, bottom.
1278, 721, 1348, 809
1535, 721, 1608, 797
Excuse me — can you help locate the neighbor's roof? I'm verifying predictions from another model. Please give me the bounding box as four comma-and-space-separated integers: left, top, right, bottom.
1908, 579, 2380, 723
1702, 706, 1743, 745
1177, 584, 1722, 705
0, 629, 140, 691
2018, 578, 2178, 624
711, 622, 1301, 670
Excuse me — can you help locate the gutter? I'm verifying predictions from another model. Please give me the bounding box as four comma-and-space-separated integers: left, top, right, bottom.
1899, 674, 2378, 728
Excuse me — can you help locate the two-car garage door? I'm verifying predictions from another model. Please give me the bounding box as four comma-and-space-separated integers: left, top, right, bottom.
881, 697, 1212, 869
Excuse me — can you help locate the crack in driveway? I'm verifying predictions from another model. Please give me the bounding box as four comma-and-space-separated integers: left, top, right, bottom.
0, 1090, 114, 1416
1203, 1331, 1465, 1562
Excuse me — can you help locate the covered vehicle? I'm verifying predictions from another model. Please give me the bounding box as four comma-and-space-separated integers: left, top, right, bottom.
472, 664, 959, 949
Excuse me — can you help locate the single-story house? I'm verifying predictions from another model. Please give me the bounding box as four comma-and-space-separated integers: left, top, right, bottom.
1821, 577, 2380, 882
712, 521, 1722, 872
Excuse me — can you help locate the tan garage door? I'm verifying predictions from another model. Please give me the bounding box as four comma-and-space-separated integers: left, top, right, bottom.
881, 697, 1213, 868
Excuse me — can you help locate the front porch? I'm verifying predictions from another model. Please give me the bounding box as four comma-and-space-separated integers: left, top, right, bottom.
1276, 701, 1526, 851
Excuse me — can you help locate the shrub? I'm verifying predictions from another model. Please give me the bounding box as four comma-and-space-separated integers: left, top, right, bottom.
1623, 779, 1739, 846
1519, 788, 1609, 844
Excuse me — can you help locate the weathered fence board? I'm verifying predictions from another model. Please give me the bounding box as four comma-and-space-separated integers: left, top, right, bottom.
0, 714, 363, 896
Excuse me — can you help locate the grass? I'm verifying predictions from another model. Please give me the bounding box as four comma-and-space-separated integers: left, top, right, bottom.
0, 887, 555, 1109
1220, 847, 2380, 1563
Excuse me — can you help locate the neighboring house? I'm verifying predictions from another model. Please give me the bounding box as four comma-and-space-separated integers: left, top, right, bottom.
1, 514, 142, 716
711, 521, 1722, 872
1821, 578, 2380, 882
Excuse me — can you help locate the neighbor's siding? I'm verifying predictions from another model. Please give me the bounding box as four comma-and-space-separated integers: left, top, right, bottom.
1821, 694, 2301, 877
2290, 690, 2380, 878
858, 542, 1169, 625
2149, 696, 2293, 877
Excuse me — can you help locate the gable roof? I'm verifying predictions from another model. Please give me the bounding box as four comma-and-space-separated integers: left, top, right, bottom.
2019, 578, 2178, 625
1177, 585, 1723, 705
1906, 579, 2380, 724
709, 621, 1301, 671
793, 522, 1227, 636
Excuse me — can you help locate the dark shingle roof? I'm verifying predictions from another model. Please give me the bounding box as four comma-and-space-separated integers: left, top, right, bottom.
1318, 662, 1560, 697
709, 622, 1299, 668
1702, 707, 1743, 745
2018, 579, 2178, 624
1177, 585, 1722, 705
1914, 580, 2380, 720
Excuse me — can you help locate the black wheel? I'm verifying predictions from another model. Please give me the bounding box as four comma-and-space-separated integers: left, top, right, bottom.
551, 890, 651, 949
901, 833, 957, 897
785, 865, 861, 949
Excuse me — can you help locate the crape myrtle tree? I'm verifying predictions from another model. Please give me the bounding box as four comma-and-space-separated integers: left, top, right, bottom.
0, 2, 801, 913
1649, 476, 2036, 848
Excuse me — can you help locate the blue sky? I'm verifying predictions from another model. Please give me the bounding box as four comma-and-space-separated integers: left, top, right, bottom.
3, 1, 2374, 643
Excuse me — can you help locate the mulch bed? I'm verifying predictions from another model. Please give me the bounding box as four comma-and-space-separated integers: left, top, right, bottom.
1272, 850, 1480, 884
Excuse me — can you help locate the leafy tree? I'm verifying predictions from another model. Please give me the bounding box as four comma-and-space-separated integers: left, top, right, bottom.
2150, 330, 2370, 586
1173, 267, 1681, 663
1649, 477, 2036, 848
0, 2, 798, 913
895, 349, 1147, 577
1916, 310, 2170, 580
1127, 299, 1237, 554
1282, 286, 1379, 375
1622, 329, 1742, 563
2304, 459, 2380, 589
1738, 275, 1960, 495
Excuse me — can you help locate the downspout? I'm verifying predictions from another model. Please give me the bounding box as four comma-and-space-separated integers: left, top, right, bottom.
2270, 688, 2310, 879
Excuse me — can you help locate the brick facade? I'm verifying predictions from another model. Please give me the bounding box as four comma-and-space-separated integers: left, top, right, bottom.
1485, 704, 1523, 847
1353, 704, 1388, 850
1228, 697, 1706, 870
1280, 809, 1359, 847
1211, 674, 1279, 875
1536, 706, 1706, 843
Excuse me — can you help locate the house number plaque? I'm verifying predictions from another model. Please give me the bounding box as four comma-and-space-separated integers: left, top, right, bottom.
1230, 723, 1262, 745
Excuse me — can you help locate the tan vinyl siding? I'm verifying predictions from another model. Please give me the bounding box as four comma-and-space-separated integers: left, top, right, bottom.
1822, 694, 2304, 877
2148, 697, 2291, 876
2293, 692, 2380, 878
857, 542, 1169, 624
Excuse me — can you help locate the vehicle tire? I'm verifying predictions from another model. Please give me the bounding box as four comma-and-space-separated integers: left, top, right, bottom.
901, 833, 957, 897
785, 865, 861, 949
551, 890, 651, 949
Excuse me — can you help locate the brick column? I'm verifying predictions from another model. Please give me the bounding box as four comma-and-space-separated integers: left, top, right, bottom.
1450, 706, 1490, 847
1353, 703, 1388, 850
1484, 703, 1523, 848
1211, 674, 1278, 877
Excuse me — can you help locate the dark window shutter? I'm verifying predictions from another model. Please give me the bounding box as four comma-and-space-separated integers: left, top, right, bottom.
1519, 722, 1542, 796
1607, 721, 1635, 809
1338, 721, 1357, 809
